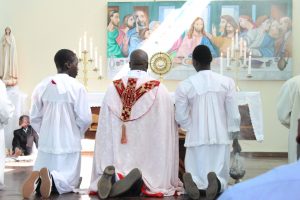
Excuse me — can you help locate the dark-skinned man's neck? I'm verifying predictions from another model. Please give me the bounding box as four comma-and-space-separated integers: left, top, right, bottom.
57, 69, 68, 74
197, 65, 210, 72
130, 68, 147, 72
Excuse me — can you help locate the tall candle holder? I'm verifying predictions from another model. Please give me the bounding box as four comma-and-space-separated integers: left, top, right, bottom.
77, 32, 103, 90
223, 32, 250, 184
226, 49, 248, 184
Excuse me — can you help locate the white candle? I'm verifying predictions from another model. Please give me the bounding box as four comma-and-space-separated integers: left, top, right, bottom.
95, 58, 98, 68
248, 51, 252, 75
239, 38, 243, 57
83, 32, 87, 51
226, 47, 230, 67
235, 29, 239, 49
94, 47, 98, 67
243, 41, 247, 65
99, 56, 103, 77
78, 37, 82, 58
89, 38, 93, 59
231, 37, 234, 58
220, 52, 223, 75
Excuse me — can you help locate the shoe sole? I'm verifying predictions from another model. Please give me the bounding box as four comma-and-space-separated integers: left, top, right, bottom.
206, 172, 219, 200
183, 173, 199, 200
40, 168, 52, 199
98, 166, 115, 199
22, 171, 40, 199
109, 168, 142, 198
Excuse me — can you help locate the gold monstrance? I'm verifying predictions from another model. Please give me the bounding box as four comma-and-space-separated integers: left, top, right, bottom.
150, 52, 172, 80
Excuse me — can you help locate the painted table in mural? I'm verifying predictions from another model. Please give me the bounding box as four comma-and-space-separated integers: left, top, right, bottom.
108, 56, 292, 81
165, 57, 292, 81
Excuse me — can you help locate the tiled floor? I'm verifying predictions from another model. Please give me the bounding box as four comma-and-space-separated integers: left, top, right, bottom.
0, 154, 287, 200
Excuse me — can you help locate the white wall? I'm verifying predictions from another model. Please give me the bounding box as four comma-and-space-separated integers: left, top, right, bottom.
0, 0, 298, 152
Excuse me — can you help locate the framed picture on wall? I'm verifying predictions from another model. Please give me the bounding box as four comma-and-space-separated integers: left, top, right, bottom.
107, 0, 292, 81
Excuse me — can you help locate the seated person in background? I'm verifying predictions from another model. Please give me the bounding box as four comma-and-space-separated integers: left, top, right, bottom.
12, 115, 38, 156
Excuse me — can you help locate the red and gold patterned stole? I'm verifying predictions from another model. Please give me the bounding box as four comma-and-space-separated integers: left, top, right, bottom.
113, 78, 160, 144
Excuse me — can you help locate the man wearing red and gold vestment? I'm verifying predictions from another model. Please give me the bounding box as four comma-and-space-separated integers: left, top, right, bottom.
89, 49, 182, 198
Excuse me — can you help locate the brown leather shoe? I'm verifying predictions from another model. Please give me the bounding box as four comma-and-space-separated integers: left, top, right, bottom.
22, 171, 40, 199
183, 173, 200, 200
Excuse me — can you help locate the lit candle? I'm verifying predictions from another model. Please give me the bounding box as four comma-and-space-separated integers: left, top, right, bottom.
99, 56, 103, 77
89, 38, 93, 59
220, 52, 223, 75
235, 29, 239, 49
83, 32, 87, 51
78, 37, 82, 58
243, 41, 247, 65
226, 47, 230, 67
231, 37, 234, 58
248, 51, 252, 75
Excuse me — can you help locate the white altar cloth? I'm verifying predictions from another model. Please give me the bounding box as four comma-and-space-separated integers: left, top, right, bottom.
238, 92, 264, 141
87, 91, 264, 141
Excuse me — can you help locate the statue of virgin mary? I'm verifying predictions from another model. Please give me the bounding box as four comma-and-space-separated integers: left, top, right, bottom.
0, 27, 18, 86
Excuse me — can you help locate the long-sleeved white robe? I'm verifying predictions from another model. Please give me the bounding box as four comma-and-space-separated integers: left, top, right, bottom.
30, 74, 92, 194
277, 75, 300, 163
175, 70, 240, 191
89, 70, 182, 196
0, 80, 14, 189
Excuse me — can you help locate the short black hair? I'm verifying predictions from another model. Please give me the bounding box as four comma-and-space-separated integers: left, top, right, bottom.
192, 45, 212, 71
54, 49, 76, 71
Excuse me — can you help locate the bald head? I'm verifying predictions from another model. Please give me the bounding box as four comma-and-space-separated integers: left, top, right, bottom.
129, 49, 148, 71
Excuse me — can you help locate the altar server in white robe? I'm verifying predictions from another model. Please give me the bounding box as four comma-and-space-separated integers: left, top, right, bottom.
277, 75, 300, 163
89, 49, 182, 198
0, 79, 14, 190
22, 49, 92, 199
175, 45, 241, 200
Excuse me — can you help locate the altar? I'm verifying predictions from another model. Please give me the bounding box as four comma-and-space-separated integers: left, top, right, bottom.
86, 91, 264, 141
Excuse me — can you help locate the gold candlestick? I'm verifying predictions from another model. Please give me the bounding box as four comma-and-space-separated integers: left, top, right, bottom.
77, 33, 103, 90
78, 51, 102, 90
78, 50, 102, 90
78, 50, 94, 89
